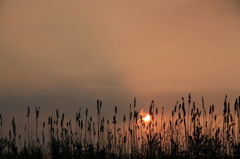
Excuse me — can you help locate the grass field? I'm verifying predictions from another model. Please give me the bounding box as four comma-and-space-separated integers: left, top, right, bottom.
0, 94, 240, 159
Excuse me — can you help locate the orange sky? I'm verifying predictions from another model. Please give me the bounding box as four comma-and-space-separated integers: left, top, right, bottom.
1, 0, 240, 124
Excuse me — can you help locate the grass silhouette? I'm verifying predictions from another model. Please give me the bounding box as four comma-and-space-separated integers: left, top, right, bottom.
0, 95, 240, 159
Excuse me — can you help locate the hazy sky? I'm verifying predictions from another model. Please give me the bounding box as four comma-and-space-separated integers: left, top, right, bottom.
1, 0, 240, 128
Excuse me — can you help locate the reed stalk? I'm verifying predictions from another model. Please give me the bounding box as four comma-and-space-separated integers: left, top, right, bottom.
35, 107, 40, 147
26, 106, 30, 146
0, 114, 2, 139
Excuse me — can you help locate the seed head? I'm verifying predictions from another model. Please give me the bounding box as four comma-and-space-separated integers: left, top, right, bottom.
123, 115, 126, 122
85, 108, 88, 116
56, 109, 59, 119
27, 106, 30, 117
134, 97, 136, 108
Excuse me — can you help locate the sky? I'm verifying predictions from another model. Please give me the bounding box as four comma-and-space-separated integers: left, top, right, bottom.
1, 0, 240, 131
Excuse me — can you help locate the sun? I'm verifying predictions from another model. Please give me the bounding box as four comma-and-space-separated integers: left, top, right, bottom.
143, 114, 150, 122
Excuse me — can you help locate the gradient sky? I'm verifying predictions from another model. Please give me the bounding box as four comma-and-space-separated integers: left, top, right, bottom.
1, 0, 240, 130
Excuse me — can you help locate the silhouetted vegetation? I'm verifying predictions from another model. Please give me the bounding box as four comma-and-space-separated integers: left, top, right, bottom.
0, 95, 240, 158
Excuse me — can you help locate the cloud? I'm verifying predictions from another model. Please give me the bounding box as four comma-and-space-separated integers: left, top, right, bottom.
0, 0, 130, 98
0, 0, 240, 121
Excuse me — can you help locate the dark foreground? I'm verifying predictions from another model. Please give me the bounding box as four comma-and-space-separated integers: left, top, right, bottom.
1, 95, 240, 158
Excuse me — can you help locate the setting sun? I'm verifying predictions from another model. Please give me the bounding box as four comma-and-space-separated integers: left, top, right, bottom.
143, 114, 150, 122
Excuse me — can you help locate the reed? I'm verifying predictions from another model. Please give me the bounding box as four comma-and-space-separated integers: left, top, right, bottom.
0, 114, 2, 139
35, 107, 40, 147
0, 95, 240, 158
26, 106, 30, 147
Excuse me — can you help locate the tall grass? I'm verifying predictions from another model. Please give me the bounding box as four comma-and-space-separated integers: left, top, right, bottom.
0, 95, 240, 159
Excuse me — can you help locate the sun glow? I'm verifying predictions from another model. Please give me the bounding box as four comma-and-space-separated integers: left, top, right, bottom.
143, 114, 150, 122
